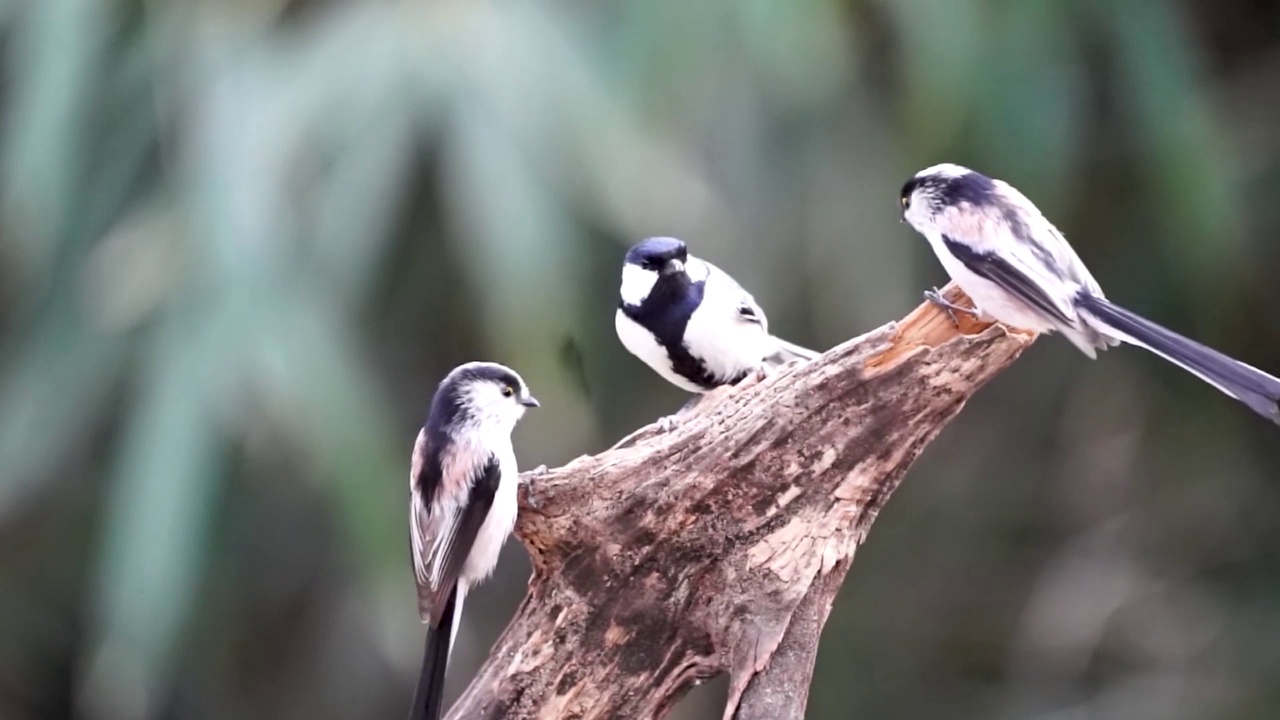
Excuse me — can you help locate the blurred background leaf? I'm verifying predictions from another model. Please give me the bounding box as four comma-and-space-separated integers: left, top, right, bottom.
1, 0, 1279, 718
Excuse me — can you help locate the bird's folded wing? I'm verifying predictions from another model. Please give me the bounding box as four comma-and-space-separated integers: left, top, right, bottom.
735, 296, 767, 327
941, 234, 1077, 326
412, 453, 503, 625
704, 261, 770, 331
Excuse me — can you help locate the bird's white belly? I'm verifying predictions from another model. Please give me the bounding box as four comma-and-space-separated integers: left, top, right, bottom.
927, 237, 1057, 334
459, 446, 518, 587
615, 309, 709, 393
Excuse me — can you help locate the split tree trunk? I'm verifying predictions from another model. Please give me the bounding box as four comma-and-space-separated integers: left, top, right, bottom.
448, 285, 1034, 719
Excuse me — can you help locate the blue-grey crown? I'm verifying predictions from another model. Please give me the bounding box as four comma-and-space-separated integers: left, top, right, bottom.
624, 237, 688, 270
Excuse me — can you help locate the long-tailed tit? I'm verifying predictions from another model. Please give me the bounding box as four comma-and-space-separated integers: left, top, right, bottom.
408, 362, 539, 720
900, 163, 1280, 425
615, 236, 818, 393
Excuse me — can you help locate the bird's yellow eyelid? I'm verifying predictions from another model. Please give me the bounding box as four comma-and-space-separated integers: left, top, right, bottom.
900, 196, 910, 208
501, 385, 514, 396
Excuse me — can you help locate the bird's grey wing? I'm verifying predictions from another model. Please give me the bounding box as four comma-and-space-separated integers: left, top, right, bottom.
994, 180, 1107, 297
704, 261, 769, 331
411, 452, 502, 625
736, 296, 767, 327
941, 235, 1076, 326
408, 428, 440, 607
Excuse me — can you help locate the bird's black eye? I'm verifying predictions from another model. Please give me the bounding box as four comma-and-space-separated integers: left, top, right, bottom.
501, 385, 514, 397
900, 196, 911, 210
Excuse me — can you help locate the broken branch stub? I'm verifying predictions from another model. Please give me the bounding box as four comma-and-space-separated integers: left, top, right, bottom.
447, 284, 1034, 720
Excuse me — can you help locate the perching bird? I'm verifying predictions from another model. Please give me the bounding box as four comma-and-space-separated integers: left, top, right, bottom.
408, 362, 539, 720
900, 162, 1280, 425
615, 236, 818, 393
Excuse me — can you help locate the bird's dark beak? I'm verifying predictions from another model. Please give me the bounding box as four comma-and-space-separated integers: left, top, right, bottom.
521, 395, 540, 408
662, 259, 685, 275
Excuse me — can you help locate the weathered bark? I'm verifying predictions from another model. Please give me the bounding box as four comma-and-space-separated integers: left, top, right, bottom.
447, 285, 1034, 720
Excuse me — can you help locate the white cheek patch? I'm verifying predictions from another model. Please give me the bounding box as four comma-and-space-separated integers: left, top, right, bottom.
904, 202, 932, 235
684, 256, 710, 283
461, 383, 527, 434
462, 384, 493, 413
620, 264, 658, 306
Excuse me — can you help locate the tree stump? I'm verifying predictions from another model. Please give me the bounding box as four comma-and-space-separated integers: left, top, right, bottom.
448, 284, 1034, 719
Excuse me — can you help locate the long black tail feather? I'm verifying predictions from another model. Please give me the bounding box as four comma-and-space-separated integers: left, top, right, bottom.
1077, 293, 1280, 425
409, 586, 457, 720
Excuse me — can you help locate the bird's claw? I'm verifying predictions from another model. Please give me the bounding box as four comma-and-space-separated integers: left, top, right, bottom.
734, 366, 770, 390
656, 415, 678, 433
924, 287, 973, 327
523, 466, 549, 509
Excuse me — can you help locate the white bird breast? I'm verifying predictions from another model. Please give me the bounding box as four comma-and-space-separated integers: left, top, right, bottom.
614, 309, 709, 392
458, 441, 519, 586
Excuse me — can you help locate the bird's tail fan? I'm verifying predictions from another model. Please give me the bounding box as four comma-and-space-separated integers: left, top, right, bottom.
1077, 294, 1280, 425
766, 337, 820, 365
409, 586, 458, 720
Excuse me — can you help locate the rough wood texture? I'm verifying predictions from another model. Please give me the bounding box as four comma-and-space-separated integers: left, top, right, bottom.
447, 284, 1034, 720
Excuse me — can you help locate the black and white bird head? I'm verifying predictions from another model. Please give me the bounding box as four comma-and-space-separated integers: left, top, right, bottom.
427, 362, 539, 439
620, 236, 701, 306
625, 235, 689, 273
898, 163, 1004, 233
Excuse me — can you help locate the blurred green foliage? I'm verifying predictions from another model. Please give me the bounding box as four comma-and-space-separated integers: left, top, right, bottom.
1, 0, 1278, 718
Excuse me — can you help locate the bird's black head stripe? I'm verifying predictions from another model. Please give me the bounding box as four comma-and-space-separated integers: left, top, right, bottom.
899, 177, 920, 203
939, 171, 999, 207
451, 364, 521, 390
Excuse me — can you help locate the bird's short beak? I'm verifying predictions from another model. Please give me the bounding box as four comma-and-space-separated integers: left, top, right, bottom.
520, 395, 540, 408
663, 259, 685, 274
